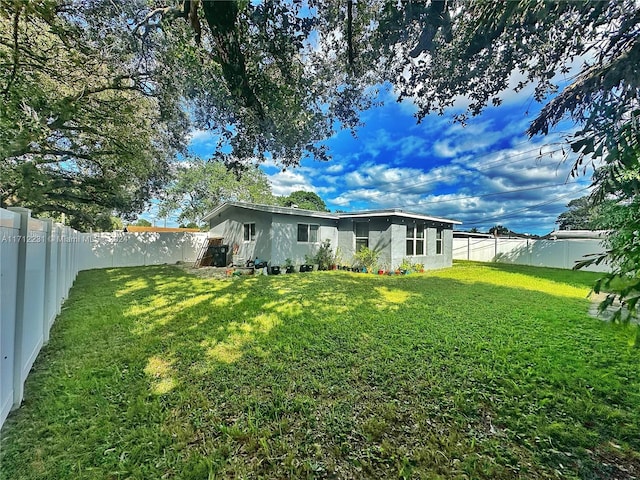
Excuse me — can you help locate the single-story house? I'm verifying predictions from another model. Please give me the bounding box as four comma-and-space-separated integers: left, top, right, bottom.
203, 202, 461, 270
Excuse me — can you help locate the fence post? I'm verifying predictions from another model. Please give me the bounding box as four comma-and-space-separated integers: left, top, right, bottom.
8, 207, 30, 408
55, 224, 64, 314
43, 219, 54, 343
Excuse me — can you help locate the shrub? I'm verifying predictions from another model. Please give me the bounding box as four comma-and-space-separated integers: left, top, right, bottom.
354, 247, 379, 273
398, 258, 413, 272
313, 239, 334, 270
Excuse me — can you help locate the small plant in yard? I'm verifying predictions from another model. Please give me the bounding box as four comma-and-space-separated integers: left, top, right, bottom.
398, 257, 413, 273
353, 246, 379, 273
333, 247, 344, 269
313, 239, 334, 270
284, 258, 294, 273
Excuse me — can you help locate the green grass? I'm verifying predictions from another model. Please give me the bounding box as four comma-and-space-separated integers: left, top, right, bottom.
1, 261, 639, 479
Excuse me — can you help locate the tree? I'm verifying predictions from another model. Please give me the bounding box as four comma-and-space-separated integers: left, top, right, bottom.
132, 0, 368, 169
280, 191, 328, 212
577, 171, 640, 325
133, 219, 152, 227
488, 225, 509, 237
556, 196, 601, 231
179, 222, 201, 230
0, 1, 185, 231
157, 158, 276, 225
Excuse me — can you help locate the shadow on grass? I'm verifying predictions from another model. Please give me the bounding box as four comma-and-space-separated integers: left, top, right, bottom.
1, 265, 639, 480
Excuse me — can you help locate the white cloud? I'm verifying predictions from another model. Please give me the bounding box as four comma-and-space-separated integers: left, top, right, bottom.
268, 169, 315, 196
325, 163, 345, 174
187, 129, 215, 143
324, 132, 593, 235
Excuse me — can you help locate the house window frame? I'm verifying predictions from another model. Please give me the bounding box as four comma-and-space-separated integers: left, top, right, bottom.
243, 222, 256, 242
406, 223, 425, 256
355, 221, 369, 251
436, 228, 443, 255
297, 223, 319, 243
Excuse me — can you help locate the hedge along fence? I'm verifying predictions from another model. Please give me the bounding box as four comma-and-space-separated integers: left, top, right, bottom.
0, 207, 208, 429
0, 208, 80, 427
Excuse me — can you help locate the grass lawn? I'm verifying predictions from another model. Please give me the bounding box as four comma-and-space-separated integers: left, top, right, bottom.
1, 261, 639, 479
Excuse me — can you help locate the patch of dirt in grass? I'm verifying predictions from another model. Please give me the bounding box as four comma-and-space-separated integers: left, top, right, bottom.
174, 262, 230, 280
589, 444, 640, 480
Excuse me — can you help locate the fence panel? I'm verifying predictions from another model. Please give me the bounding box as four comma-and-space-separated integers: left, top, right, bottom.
0, 209, 20, 426
0, 208, 80, 429
78, 232, 207, 270
453, 237, 609, 272
18, 216, 47, 403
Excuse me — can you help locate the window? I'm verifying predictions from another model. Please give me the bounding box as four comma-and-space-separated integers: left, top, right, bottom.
243, 223, 256, 242
436, 228, 443, 254
406, 224, 425, 256
355, 221, 369, 251
297, 223, 319, 243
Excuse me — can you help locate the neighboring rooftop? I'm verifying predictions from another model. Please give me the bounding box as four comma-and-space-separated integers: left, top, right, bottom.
124, 226, 201, 233
546, 230, 610, 240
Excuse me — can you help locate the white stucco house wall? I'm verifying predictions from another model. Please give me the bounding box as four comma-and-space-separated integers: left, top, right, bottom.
203, 202, 461, 270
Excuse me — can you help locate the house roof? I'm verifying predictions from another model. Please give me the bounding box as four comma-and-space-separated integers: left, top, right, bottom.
203, 201, 338, 222
203, 201, 461, 225
339, 209, 462, 225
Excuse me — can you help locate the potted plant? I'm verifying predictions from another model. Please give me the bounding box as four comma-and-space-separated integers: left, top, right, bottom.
270, 265, 281, 275
399, 258, 413, 275
414, 262, 425, 273
284, 258, 295, 274
298, 254, 311, 272
313, 239, 334, 271
354, 247, 379, 274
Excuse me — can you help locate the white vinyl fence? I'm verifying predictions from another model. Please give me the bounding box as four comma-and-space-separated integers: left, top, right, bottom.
0, 207, 207, 429
77, 231, 207, 271
452, 237, 609, 272
0, 208, 80, 427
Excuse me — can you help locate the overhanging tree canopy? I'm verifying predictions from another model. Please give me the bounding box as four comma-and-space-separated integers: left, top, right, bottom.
0, 1, 189, 230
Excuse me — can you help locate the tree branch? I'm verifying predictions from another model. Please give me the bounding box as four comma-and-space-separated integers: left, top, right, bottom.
132, 5, 187, 37
347, 0, 354, 67
2, 4, 22, 98
528, 41, 640, 137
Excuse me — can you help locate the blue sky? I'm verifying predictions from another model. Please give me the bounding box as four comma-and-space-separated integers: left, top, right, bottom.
146, 84, 592, 236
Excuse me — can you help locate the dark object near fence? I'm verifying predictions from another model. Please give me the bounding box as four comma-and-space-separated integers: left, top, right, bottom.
195, 238, 226, 267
